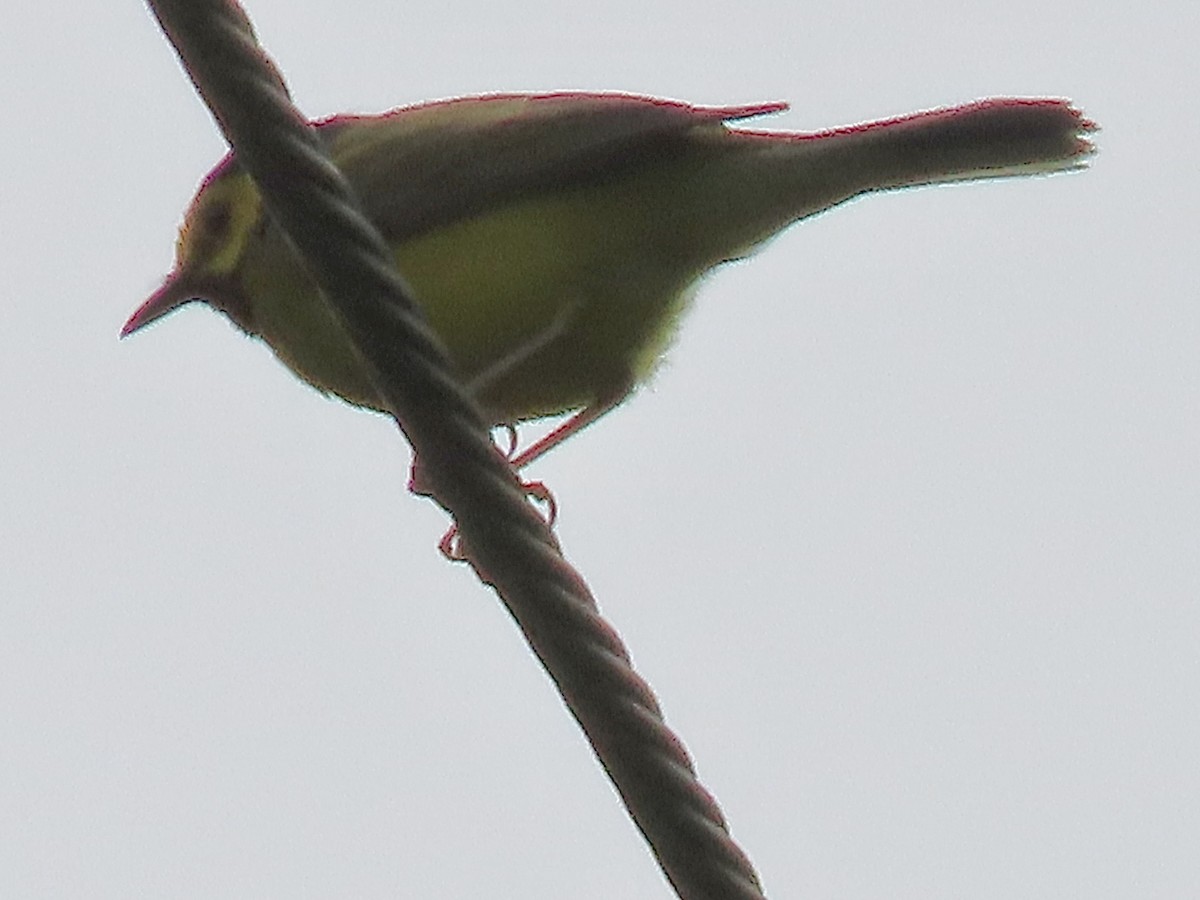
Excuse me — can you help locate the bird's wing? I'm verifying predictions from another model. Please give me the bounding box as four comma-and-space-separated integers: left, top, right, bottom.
319, 92, 787, 243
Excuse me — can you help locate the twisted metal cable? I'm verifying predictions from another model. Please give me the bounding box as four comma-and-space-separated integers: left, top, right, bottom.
145, 2, 767, 896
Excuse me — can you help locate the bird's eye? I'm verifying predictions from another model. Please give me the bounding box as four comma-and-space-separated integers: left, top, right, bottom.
200, 202, 232, 241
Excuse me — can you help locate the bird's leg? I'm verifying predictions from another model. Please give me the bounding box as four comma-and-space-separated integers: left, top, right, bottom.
507, 388, 628, 471
435, 386, 627, 557
423, 389, 629, 559
411, 299, 632, 559
411, 383, 630, 558
407, 301, 581, 498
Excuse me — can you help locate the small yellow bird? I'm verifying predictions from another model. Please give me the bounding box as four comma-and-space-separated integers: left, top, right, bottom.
124, 92, 1094, 467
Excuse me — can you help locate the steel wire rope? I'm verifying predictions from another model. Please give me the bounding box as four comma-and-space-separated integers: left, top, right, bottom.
144, 2, 768, 896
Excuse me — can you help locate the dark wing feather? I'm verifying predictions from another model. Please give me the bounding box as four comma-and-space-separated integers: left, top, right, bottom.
319, 93, 787, 243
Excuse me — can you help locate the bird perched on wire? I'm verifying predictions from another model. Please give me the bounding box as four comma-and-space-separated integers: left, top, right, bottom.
124, 92, 1094, 480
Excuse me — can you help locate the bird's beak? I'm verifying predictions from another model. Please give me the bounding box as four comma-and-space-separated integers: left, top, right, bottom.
121, 275, 195, 337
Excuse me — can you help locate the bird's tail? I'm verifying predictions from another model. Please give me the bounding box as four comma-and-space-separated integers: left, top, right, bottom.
781, 98, 1097, 188
701, 98, 1096, 258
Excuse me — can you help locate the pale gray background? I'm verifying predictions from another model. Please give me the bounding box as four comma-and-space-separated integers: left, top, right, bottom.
2, 1, 1195, 897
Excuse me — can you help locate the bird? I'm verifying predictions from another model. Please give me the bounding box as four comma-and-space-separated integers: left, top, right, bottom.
123, 92, 1094, 471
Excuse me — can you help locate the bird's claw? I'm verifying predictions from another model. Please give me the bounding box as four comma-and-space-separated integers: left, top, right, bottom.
436, 478, 560, 561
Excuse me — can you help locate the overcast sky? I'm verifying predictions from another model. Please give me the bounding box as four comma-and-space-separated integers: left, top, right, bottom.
3, 1, 1196, 897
